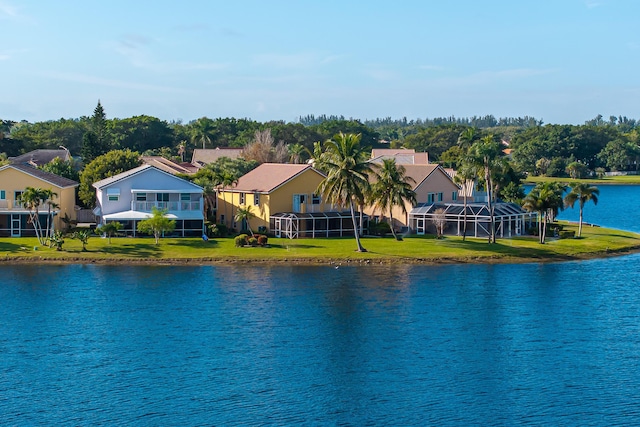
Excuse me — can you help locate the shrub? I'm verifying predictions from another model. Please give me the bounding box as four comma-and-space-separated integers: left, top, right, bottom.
247, 237, 258, 246
370, 221, 391, 236
209, 223, 228, 237
257, 235, 268, 246
559, 230, 576, 239
235, 234, 249, 247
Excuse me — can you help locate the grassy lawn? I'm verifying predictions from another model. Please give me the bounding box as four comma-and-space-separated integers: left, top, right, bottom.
2, 222, 639, 265
525, 175, 640, 185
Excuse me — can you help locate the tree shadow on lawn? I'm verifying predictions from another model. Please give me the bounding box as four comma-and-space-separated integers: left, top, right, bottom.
166, 239, 219, 248
93, 242, 162, 258
442, 238, 578, 260
0, 241, 36, 253
267, 243, 324, 250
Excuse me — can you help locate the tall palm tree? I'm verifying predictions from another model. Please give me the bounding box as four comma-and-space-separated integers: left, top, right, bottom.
316, 132, 373, 252
452, 161, 477, 241
370, 158, 416, 240
234, 206, 256, 236
564, 183, 599, 237
469, 135, 504, 243
288, 143, 305, 164
19, 187, 56, 245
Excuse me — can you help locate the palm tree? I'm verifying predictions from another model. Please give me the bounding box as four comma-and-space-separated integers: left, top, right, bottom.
522, 182, 564, 243
564, 183, 599, 237
316, 132, 374, 252
219, 171, 239, 227
457, 127, 478, 151
288, 143, 305, 164
469, 135, 504, 243
18, 187, 56, 245
234, 206, 256, 236
177, 140, 187, 162
370, 158, 416, 240
452, 161, 477, 241
191, 117, 216, 149
194, 178, 218, 222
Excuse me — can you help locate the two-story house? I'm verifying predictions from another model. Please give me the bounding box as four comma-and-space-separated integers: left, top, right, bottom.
93, 165, 204, 237
0, 163, 78, 237
218, 163, 367, 238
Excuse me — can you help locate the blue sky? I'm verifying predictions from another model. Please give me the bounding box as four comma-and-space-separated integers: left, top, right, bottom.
2, 0, 639, 124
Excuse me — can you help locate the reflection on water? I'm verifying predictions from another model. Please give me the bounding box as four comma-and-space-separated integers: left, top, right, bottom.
1, 258, 640, 425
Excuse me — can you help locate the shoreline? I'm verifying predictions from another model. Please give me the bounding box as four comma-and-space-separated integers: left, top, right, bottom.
2, 245, 639, 267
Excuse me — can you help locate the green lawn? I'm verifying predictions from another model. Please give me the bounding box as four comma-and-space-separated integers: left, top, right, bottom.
2, 222, 639, 265
525, 175, 640, 185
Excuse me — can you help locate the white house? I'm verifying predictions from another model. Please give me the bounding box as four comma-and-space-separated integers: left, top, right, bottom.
93, 165, 204, 237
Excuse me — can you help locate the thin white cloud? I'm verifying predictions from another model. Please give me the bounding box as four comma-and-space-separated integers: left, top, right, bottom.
585, 0, 603, 8
43, 72, 186, 93
363, 66, 398, 81
0, 54, 9, 60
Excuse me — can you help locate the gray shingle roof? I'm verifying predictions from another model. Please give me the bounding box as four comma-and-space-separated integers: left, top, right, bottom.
1, 163, 78, 188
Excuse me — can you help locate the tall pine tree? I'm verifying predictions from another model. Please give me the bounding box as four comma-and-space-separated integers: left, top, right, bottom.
81, 101, 111, 162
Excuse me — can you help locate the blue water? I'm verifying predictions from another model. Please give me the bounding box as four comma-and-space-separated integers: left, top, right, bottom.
527, 184, 639, 233
2, 259, 640, 425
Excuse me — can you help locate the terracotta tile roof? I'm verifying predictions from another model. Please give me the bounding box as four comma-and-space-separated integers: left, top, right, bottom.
230, 163, 322, 193
1, 163, 78, 188
10, 149, 71, 166
371, 148, 416, 157
191, 148, 244, 166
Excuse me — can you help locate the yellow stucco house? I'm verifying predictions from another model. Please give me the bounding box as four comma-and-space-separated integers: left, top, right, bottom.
218, 163, 367, 238
0, 163, 78, 236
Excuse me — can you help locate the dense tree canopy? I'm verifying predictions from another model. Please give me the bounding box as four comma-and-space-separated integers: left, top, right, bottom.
79, 149, 142, 207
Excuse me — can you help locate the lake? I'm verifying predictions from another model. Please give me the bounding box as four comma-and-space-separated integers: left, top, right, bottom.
1, 185, 639, 425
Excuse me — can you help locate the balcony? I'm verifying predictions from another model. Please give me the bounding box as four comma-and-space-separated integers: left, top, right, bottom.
132, 201, 201, 212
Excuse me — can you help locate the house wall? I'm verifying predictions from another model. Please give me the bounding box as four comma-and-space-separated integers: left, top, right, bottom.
363, 167, 460, 230
0, 167, 77, 230
98, 168, 203, 216
217, 169, 330, 232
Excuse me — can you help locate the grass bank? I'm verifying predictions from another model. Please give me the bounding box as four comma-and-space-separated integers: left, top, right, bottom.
1, 222, 639, 266
525, 175, 640, 185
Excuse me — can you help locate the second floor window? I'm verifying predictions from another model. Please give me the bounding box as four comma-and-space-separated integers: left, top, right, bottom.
240, 193, 245, 204
254, 193, 260, 206
136, 193, 147, 201
0, 190, 5, 200
312, 194, 321, 205
157, 193, 169, 202
107, 188, 120, 202
427, 193, 434, 203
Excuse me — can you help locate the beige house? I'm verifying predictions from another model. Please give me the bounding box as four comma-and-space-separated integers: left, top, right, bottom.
365, 164, 459, 232
0, 164, 78, 236
370, 148, 429, 165
191, 148, 244, 167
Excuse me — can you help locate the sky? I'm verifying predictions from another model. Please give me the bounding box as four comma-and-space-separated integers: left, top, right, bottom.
2, 0, 639, 125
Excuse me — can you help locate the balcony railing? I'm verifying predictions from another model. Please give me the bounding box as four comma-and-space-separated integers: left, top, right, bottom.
133, 201, 201, 212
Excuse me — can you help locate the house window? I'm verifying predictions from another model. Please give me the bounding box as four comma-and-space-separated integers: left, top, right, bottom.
427, 193, 435, 203
136, 193, 147, 201
438, 192, 443, 202
254, 193, 260, 206
452, 191, 458, 201
181, 193, 191, 201
312, 194, 321, 205
0, 190, 5, 200
239, 193, 245, 204
107, 188, 120, 202
157, 193, 169, 202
